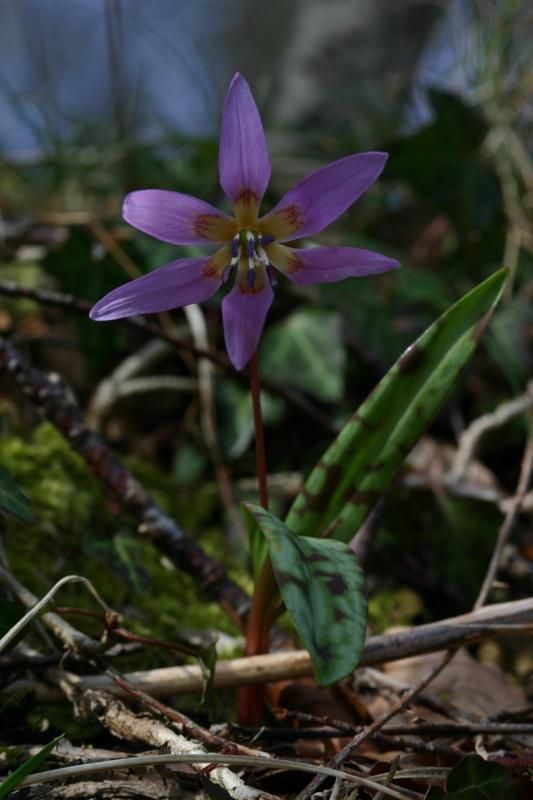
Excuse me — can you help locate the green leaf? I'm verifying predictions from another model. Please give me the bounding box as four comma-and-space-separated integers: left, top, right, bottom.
198, 640, 217, 706
261, 309, 346, 402
0, 467, 35, 525
286, 268, 508, 543
0, 734, 64, 798
246, 503, 367, 687
216, 381, 285, 459
426, 754, 510, 799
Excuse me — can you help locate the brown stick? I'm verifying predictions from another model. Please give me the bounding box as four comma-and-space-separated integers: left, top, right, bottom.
0, 336, 250, 625
0, 278, 336, 432
9, 596, 533, 702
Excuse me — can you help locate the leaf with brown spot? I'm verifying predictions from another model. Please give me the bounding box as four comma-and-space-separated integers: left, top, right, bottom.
245, 503, 367, 687
286, 268, 508, 543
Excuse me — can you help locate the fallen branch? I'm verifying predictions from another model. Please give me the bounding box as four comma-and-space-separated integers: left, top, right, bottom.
0, 336, 250, 625
9, 596, 533, 702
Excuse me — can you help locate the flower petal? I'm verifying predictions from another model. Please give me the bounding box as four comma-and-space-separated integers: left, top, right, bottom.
268, 244, 400, 285
90, 251, 229, 321
123, 190, 237, 245
219, 73, 271, 217
222, 281, 274, 370
259, 152, 388, 242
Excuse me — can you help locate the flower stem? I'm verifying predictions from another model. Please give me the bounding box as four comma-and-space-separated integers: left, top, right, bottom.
249, 351, 269, 509
239, 350, 272, 724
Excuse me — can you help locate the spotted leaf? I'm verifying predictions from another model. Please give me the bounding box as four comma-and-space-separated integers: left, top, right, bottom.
245, 503, 367, 687
286, 268, 508, 543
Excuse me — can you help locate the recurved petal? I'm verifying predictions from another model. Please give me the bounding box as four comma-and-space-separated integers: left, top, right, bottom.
90, 251, 229, 321
219, 73, 271, 210
222, 281, 274, 370
123, 190, 237, 245
259, 152, 388, 242
268, 243, 400, 285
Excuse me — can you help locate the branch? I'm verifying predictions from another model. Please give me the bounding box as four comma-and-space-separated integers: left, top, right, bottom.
0, 336, 250, 625
0, 278, 336, 432
10, 596, 533, 702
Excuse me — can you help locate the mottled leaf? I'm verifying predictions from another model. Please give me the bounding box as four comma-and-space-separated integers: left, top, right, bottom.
0, 467, 35, 525
286, 269, 508, 543
426, 754, 510, 799
246, 503, 367, 687
0, 734, 64, 798
261, 308, 346, 402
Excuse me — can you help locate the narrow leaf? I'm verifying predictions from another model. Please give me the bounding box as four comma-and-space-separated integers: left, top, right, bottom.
0, 467, 35, 525
0, 734, 64, 797
246, 503, 367, 687
286, 268, 508, 542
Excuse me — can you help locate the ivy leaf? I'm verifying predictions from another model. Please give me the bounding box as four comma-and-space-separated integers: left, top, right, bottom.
0, 734, 64, 798
0, 467, 35, 525
261, 309, 346, 402
286, 268, 508, 543
426, 754, 510, 799
246, 503, 367, 687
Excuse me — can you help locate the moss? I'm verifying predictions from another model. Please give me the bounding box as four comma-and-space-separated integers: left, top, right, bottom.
0, 423, 242, 656
368, 587, 424, 634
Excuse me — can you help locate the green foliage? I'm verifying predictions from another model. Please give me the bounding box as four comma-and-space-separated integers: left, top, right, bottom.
261, 308, 346, 402
217, 381, 285, 459
0, 467, 35, 525
285, 268, 508, 543
427, 754, 511, 799
0, 734, 64, 798
0, 423, 239, 647
246, 503, 367, 686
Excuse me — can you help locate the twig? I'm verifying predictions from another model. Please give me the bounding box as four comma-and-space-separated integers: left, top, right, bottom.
53, 673, 278, 800
451, 383, 533, 480
0, 570, 108, 655
0, 278, 336, 432
184, 303, 245, 543
297, 425, 533, 799
15, 750, 416, 800
474, 434, 533, 608
9, 596, 533, 702
0, 336, 251, 625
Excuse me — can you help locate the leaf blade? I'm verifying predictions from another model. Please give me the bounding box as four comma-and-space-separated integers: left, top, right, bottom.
0, 734, 64, 798
286, 268, 508, 542
246, 503, 367, 687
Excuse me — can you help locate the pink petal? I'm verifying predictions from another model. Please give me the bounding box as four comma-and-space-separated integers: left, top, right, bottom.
123, 190, 236, 245
222, 281, 274, 370
89, 256, 225, 320
259, 152, 388, 242
269, 244, 400, 285
219, 73, 271, 209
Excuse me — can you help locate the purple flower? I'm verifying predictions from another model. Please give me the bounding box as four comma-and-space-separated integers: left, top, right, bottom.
90, 74, 399, 370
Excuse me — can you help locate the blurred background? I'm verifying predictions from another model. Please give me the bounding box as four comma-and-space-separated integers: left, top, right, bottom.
0, 0, 531, 654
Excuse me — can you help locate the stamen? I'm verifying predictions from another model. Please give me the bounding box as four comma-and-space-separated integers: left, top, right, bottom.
256, 245, 269, 265
247, 268, 256, 288
246, 238, 255, 258
260, 235, 275, 246
230, 236, 239, 259
267, 265, 278, 287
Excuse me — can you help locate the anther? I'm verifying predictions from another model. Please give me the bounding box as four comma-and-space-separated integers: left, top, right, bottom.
247, 269, 256, 288
230, 237, 239, 259
260, 235, 275, 246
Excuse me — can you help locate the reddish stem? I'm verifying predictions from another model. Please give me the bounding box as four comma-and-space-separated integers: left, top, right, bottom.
249, 351, 269, 509
239, 350, 271, 724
